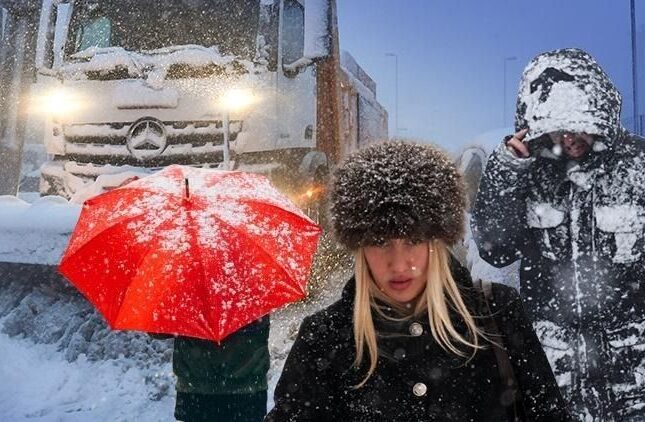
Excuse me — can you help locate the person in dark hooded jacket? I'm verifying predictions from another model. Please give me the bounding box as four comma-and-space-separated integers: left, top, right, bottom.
472, 48, 645, 421
153, 316, 270, 422
267, 141, 569, 421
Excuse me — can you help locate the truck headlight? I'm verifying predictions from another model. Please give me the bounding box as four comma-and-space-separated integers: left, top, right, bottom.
220, 89, 257, 112
33, 88, 85, 117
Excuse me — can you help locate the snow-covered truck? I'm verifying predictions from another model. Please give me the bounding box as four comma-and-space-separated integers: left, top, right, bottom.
33, 0, 387, 217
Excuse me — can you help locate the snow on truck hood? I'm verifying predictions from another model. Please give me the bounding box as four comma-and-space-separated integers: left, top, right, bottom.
60, 45, 261, 81
514, 48, 622, 144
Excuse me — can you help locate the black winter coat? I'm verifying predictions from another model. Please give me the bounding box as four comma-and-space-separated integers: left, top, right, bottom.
472, 49, 645, 420
266, 263, 569, 421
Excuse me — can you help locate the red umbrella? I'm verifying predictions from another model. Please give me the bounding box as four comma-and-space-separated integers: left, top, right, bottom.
59, 165, 322, 342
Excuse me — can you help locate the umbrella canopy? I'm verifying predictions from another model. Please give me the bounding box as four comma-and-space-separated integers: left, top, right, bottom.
59, 165, 322, 342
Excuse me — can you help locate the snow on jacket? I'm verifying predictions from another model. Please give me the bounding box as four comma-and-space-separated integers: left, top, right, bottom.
266, 260, 569, 421
472, 48, 645, 421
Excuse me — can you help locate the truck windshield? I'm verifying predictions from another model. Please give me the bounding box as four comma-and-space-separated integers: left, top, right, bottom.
66, 0, 260, 59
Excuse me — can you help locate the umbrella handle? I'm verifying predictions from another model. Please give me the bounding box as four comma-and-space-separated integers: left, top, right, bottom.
185, 178, 190, 199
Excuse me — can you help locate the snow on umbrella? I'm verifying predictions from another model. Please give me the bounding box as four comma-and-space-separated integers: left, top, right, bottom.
59, 165, 322, 342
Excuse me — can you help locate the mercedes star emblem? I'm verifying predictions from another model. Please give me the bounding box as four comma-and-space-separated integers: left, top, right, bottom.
126, 119, 167, 160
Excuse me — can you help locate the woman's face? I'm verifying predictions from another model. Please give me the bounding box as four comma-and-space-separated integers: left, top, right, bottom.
363, 239, 429, 305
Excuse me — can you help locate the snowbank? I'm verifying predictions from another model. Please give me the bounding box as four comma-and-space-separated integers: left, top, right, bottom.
0, 332, 174, 422
0, 196, 80, 265
0, 259, 176, 421
0, 231, 353, 420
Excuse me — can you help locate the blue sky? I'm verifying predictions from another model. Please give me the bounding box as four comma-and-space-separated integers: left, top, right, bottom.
337, 0, 645, 152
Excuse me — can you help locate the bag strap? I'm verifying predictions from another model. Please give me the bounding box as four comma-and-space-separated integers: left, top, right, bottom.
473, 279, 522, 420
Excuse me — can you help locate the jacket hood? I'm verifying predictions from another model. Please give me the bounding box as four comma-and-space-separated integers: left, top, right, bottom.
515, 48, 622, 143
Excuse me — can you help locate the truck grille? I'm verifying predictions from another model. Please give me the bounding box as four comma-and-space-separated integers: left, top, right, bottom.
61, 119, 242, 167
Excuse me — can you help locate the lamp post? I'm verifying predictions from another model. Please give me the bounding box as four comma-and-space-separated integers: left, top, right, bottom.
630, 0, 640, 134
385, 52, 400, 136
223, 110, 231, 170
503, 56, 517, 127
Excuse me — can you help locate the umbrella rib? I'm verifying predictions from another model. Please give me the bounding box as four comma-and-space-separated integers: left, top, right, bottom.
60, 213, 154, 327
213, 216, 305, 298
113, 219, 217, 340
61, 212, 145, 266
184, 210, 219, 340
63, 201, 160, 260
112, 235, 162, 327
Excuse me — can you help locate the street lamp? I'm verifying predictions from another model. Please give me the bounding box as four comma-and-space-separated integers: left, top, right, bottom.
630, 0, 640, 134
385, 52, 400, 136
503, 56, 517, 127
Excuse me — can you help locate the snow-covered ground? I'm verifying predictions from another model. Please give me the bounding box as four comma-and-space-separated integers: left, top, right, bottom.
0, 331, 175, 421
0, 198, 353, 421
0, 266, 350, 422
0, 285, 348, 422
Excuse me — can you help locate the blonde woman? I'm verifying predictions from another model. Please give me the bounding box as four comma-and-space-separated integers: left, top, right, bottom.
266, 142, 570, 421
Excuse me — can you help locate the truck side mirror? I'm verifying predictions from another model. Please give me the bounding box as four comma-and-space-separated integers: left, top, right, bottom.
281, 0, 330, 77
303, 0, 331, 61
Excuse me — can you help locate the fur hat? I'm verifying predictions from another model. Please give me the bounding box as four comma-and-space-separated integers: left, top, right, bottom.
330, 141, 465, 250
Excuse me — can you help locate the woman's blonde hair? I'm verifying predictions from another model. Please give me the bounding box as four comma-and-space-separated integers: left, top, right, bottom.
352, 240, 486, 387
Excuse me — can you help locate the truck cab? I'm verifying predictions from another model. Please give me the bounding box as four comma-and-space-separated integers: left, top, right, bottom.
35, 0, 386, 212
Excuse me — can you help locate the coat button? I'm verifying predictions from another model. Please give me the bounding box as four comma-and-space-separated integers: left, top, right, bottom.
409, 322, 423, 336
413, 382, 427, 397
